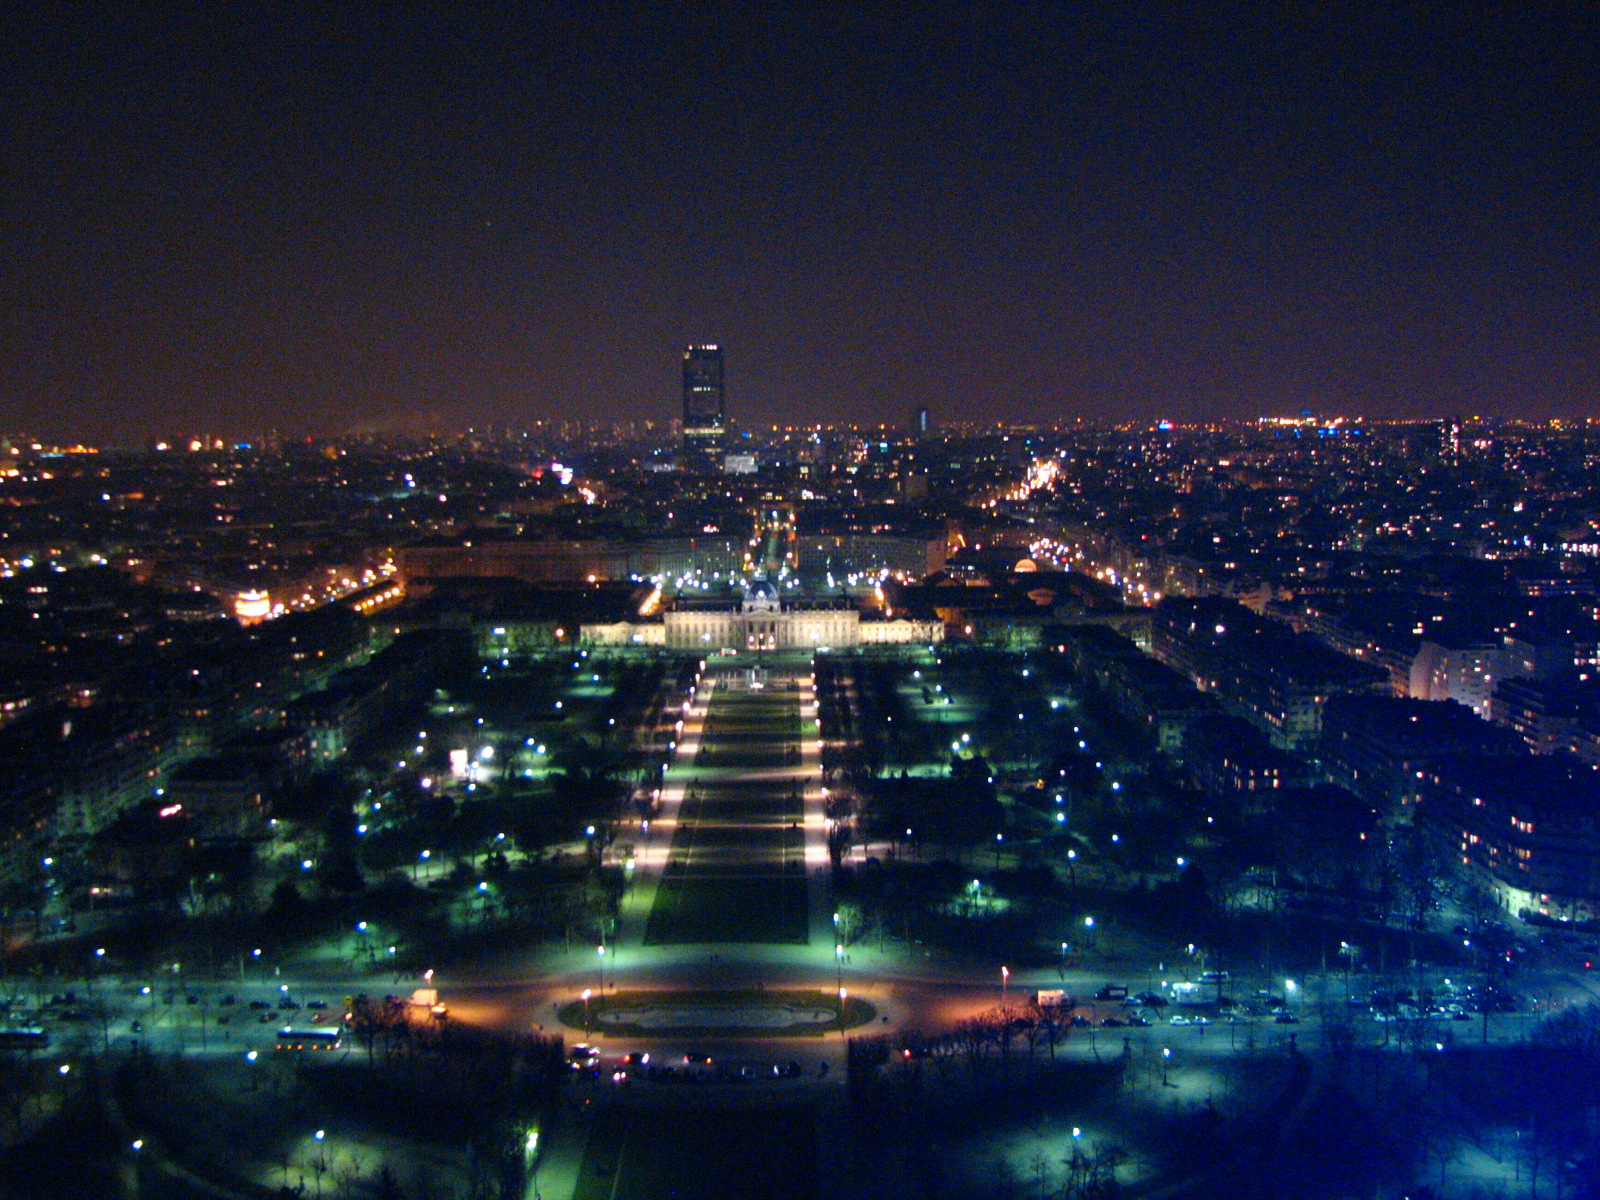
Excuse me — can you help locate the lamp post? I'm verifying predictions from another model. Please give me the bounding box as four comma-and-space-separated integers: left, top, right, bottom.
1068, 1126, 1087, 1187
526, 1129, 543, 1200
1161, 1046, 1172, 1086
581, 988, 592, 1036
1001, 965, 1010, 1003
91, 947, 110, 1053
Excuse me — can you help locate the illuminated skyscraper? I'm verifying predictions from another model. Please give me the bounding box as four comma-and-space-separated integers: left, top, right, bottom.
682, 343, 725, 469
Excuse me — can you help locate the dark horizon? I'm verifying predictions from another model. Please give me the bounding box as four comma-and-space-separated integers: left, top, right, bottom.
4, 6, 1596, 441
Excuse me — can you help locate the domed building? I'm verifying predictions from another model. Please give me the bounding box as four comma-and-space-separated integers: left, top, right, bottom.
741, 578, 781, 613
643, 576, 941, 652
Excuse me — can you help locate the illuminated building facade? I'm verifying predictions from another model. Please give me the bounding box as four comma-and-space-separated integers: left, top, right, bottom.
596, 582, 943, 651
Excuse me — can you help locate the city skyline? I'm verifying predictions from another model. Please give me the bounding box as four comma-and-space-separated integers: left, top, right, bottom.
2, 6, 1595, 441
5, 413, 1600, 1195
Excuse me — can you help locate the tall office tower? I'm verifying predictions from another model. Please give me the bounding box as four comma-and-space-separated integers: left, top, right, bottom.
682, 343, 726, 470
911, 405, 931, 439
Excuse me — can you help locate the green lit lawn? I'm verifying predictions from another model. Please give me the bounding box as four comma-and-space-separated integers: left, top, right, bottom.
644, 874, 809, 944
644, 668, 810, 944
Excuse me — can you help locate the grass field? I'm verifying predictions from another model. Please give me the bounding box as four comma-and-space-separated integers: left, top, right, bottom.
643, 670, 811, 945
643, 874, 810, 943
571, 1102, 817, 1200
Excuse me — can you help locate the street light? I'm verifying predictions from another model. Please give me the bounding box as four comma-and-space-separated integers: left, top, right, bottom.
1162, 1046, 1172, 1086
581, 988, 592, 1035
1339, 942, 1358, 1004
1001, 965, 1010, 1002
527, 1128, 544, 1200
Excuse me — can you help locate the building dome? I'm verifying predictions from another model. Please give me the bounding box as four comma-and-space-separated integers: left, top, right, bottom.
742, 578, 781, 612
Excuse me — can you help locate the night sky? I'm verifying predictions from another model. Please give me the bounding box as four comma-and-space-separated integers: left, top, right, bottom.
3, 5, 1596, 440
